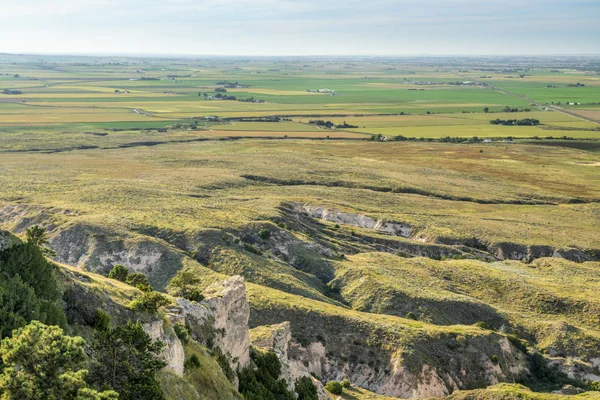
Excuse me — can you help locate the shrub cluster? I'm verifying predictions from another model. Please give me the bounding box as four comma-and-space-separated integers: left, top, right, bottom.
238, 348, 296, 400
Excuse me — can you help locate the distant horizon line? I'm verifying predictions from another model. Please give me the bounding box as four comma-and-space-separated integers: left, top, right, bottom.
1, 51, 600, 59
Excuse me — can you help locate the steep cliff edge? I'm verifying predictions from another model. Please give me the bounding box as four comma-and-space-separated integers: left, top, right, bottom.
57, 262, 241, 399
174, 275, 251, 372
251, 322, 329, 400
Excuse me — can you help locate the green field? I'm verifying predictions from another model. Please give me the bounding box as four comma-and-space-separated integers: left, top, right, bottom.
1, 55, 598, 141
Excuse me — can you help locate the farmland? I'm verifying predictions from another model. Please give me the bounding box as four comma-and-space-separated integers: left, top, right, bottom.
1, 54, 600, 399
1, 54, 599, 145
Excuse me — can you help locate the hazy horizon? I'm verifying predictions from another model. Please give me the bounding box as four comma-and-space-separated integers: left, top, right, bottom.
1, 0, 599, 56
3, 51, 600, 58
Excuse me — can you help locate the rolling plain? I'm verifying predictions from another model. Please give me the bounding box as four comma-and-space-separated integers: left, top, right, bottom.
1, 54, 599, 399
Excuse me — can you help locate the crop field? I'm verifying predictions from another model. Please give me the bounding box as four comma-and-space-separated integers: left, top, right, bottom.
1, 54, 598, 140
204, 130, 366, 138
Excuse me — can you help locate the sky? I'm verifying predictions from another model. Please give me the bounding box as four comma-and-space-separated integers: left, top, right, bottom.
0, 0, 598, 56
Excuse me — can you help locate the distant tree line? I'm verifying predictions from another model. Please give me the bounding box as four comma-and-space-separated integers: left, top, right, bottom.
501, 106, 531, 113
308, 120, 358, 129
309, 120, 335, 128
200, 92, 237, 101
336, 121, 359, 128
490, 118, 540, 126
215, 81, 249, 88
237, 117, 281, 122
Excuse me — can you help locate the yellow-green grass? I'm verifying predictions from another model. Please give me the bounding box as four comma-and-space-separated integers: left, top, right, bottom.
0, 140, 598, 251
295, 111, 600, 138
172, 341, 242, 400
0, 106, 173, 124
204, 129, 367, 138
226, 88, 317, 96
211, 121, 323, 132
202, 246, 340, 305
331, 253, 600, 355
58, 262, 141, 308
174, 254, 598, 353
327, 384, 398, 399
445, 383, 600, 399
246, 281, 487, 337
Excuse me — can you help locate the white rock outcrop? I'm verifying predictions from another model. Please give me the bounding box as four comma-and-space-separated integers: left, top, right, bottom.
177, 275, 251, 370
298, 204, 411, 238
274, 328, 528, 399
143, 319, 185, 377
251, 322, 328, 400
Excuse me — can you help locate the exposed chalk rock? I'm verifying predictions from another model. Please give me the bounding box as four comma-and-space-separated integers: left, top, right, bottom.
143, 319, 185, 377
177, 275, 251, 371
297, 204, 411, 238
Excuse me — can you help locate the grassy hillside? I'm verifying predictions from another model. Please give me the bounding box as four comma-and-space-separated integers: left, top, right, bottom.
445, 383, 600, 399
1, 140, 598, 248
330, 254, 600, 358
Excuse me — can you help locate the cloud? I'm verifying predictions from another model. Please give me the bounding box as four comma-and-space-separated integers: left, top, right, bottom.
0, 0, 597, 55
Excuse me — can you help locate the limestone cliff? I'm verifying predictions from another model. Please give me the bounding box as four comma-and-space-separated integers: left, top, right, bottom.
143, 320, 185, 377
250, 322, 329, 400
175, 275, 251, 371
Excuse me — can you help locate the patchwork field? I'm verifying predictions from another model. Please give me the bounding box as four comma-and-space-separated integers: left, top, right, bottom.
1, 54, 598, 140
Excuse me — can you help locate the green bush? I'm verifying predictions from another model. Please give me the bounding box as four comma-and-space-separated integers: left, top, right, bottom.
25, 225, 55, 257
324, 380, 343, 394
89, 321, 166, 400
184, 354, 201, 369
167, 270, 204, 302
341, 379, 351, 388
0, 242, 66, 338
405, 312, 417, 320
130, 291, 171, 313
184, 288, 204, 303
238, 348, 295, 400
258, 228, 271, 240
587, 381, 600, 391
0, 275, 41, 339
93, 309, 111, 331
0, 321, 118, 400
0, 242, 58, 300
243, 243, 263, 255
173, 323, 190, 344
126, 272, 152, 291
40, 300, 68, 329
108, 264, 129, 282
295, 376, 318, 400
507, 334, 529, 354
475, 321, 491, 330
211, 346, 236, 384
